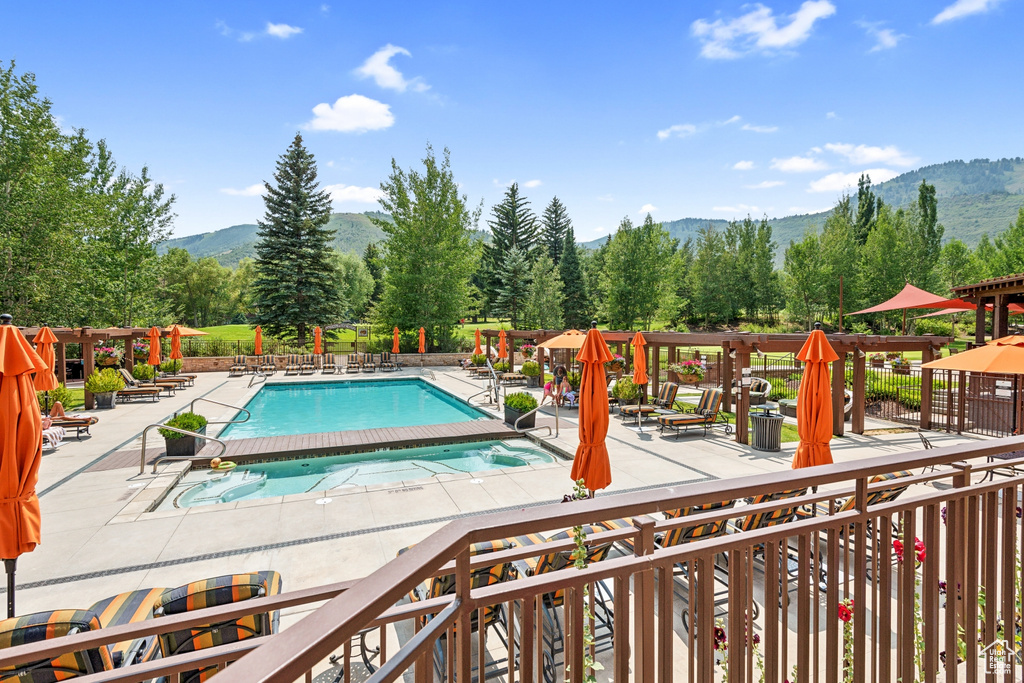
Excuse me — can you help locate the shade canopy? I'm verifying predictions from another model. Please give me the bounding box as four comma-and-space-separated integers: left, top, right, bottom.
254, 326, 263, 356
314, 327, 322, 355
146, 327, 162, 366
473, 329, 483, 356
164, 325, 208, 337
537, 329, 586, 349
849, 283, 973, 316
31, 327, 58, 393
792, 329, 839, 470
631, 331, 648, 386
418, 327, 426, 354
570, 327, 614, 492
497, 330, 507, 359
392, 327, 400, 355
922, 341, 1024, 374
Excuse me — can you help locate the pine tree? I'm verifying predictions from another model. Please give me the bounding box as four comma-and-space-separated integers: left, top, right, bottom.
540, 196, 572, 265
559, 227, 590, 328
523, 255, 564, 330
482, 183, 539, 306
492, 246, 532, 329
361, 242, 384, 318
252, 133, 343, 345
855, 174, 882, 245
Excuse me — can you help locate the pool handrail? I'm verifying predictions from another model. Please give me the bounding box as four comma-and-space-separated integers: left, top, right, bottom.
513, 406, 552, 437
140, 424, 227, 474
248, 371, 267, 388
189, 397, 251, 425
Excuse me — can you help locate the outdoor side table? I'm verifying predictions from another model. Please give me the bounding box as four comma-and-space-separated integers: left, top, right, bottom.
751, 413, 784, 452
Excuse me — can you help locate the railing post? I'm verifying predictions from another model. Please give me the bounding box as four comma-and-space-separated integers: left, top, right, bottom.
454, 546, 471, 683
632, 517, 655, 683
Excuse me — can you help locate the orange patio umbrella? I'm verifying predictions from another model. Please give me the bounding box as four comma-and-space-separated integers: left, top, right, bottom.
392, 327, 400, 354
31, 327, 59, 395
418, 327, 426, 354
0, 315, 46, 617
631, 331, 648, 386
922, 335, 1024, 374
314, 327, 322, 355
146, 326, 162, 367
497, 330, 508, 359
792, 326, 839, 469
571, 324, 614, 492
254, 326, 263, 356
474, 329, 483, 356
169, 325, 183, 375
163, 325, 208, 337
537, 329, 586, 349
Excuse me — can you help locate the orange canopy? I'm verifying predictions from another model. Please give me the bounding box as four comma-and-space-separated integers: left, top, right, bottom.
164, 325, 207, 336
392, 327, 400, 355
418, 327, 426, 354
254, 326, 263, 356
146, 326, 161, 366
0, 321, 45, 566
848, 283, 973, 315
474, 329, 483, 356
631, 331, 648, 386
537, 329, 586, 349
314, 327, 322, 355
792, 329, 839, 470
169, 325, 183, 361
31, 327, 58, 392
571, 327, 614, 492
497, 330, 507, 359
922, 341, 1024, 374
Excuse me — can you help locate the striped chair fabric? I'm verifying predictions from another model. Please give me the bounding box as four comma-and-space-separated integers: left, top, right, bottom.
621, 382, 679, 418
379, 352, 397, 371
810, 470, 914, 517
258, 355, 276, 374
228, 355, 246, 376
88, 587, 168, 667
154, 571, 282, 683
300, 354, 316, 374
346, 354, 361, 371
656, 388, 724, 435
0, 609, 114, 681
661, 500, 735, 548
321, 353, 336, 373
284, 354, 301, 375
736, 488, 808, 533
513, 526, 613, 608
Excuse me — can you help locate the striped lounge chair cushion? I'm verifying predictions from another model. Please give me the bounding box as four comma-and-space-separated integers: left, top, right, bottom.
829, 470, 913, 514
0, 609, 114, 680
737, 488, 808, 532
622, 382, 678, 416
88, 587, 167, 667
662, 500, 735, 547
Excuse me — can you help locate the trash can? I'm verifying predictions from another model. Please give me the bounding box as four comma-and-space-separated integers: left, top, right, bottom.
750, 413, 784, 452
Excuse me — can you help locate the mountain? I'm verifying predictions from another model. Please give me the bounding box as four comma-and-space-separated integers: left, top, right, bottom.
581, 157, 1024, 259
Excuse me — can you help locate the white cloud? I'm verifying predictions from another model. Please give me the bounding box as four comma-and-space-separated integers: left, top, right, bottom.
857, 21, 905, 52
742, 123, 779, 133
733, 160, 755, 171
771, 155, 828, 172
266, 22, 302, 39
808, 168, 898, 193
712, 203, 763, 215
320, 4, 330, 13
355, 44, 429, 93
220, 183, 264, 197
306, 95, 394, 133
721, 115, 742, 125
824, 142, 917, 166
326, 160, 335, 168
657, 124, 697, 140
523, 179, 543, 188
745, 180, 785, 189
932, 0, 1004, 24
639, 204, 658, 214
691, 1, 836, 59
324, 184, 383, 204
826, 111, 837, 119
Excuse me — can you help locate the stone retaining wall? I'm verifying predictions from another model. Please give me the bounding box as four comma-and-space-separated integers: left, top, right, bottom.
182, 353, 473, 373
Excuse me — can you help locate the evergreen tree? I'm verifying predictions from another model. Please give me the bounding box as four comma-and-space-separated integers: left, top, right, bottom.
820, 197, 860, 326
854, 174, 881, 245
668, 238, 695, 327
750, 217, 782, 323
559, 227, 590, 328
492, 246, 532, 329
523, 255, 564, 330
540, 196, 572, 264
602, 214, 674, 329
252, 133, 343, 345
361, 242, 385, 318
482, 183, 539, 305
371, 145, 477, 351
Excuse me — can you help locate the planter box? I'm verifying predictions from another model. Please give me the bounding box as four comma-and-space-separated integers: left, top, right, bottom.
94, 392, 117, 409
164, 425, 207, 458
870, 360, 885, 368
678, 374, 702, 384
525, 375, 541, 388
504, 406, 536, 429
892, 366, 911, 375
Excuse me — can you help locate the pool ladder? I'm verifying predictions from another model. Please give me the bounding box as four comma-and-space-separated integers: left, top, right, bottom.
514, 406, 553, 438
140, 399, 252, 474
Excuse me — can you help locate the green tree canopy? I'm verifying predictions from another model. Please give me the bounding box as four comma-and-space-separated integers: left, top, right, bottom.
493, 246, 532, 329
559, 227, 590, 329
523, 254, 563, 330
540, 196, 572, 265
602, 215, 674, 330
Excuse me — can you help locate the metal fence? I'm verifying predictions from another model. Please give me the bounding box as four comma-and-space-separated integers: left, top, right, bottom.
176, 338, 358, 357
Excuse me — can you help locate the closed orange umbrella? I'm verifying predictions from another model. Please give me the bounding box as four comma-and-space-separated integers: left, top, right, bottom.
631, 331, 648, 386
254, 326, 263, 356
474, 329, 483, 356
498, 330, 508, 359
571, 325, 614, 492
31, 327, 58, 393
314, 327, 322, 355
792, 327, 839, 469
0, 315, 46, 617
392, 327, 400, 354
418, 327, 426, 354
169, 325, 183, 374
146, 326, 161, 367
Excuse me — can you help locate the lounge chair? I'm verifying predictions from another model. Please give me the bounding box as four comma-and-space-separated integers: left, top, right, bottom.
228, 355, 247, 377
499, 372, 527, 386
258, 355, 277, 375
284, 354, 302, 375
620, 381, 679, 427
113, 383, 162, 403
656, 387, 728, 437
153, 571, 281, 683
360, 353, 376, 373
42, 426, 65, 452
118, 369, 177, 397
49, 403, 98, 438
160, 371, 197, 386
378, 352, 397, 372
300, 354, 317, 375
321, 353, 337, 374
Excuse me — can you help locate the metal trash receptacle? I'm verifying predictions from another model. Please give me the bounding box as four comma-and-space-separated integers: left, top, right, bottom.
751, 413, 784, 452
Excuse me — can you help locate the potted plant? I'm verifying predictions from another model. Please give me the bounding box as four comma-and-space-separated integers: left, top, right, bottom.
566, 370, 582, 391
891, 355, 911, 375
85, 368, 125, 409
494, 360, 510, 373
668, 360, 705, 384
132, 363, 156, 382
94, 346, 121, 367
159, 412, 209, 457
520, 360, 542, 388
471, 353, 487, 366
520, 344, 535, 360
132, 341, 150, 361
611, 377, 641, 407
869, 353, 886, 368
605, 354, 626, 373
160, 359, 182, 375
504, 392, 538, 428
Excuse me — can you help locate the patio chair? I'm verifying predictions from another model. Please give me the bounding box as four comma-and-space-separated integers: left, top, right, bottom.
117, 369, 177, 398
284, 354, 302, 375
360, 353, 376, 372
620, 381, 679, 427
258, 355, 277, 375
378, 352, 397, 372
656, 388, 729, 437
114, 384, 162, 403
300, 354, 317, 375
499, 372, 527, 386
49, 404, 98, 438
799, 470, 913, 537
153, 571, 282, 683
345, 354, 361, 373
321, 353, 337, 374
228, 355, 247, 377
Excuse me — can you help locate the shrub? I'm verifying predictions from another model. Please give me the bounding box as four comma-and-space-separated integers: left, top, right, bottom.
160, 359, 183, 373
611, 377, 640, 401
159, 412, 208, 440
37, 383, 75, 412
504, 392, 538, 412
520, 361, 541, 376
132, 364, 156, 381
85, 368, 125, 394
566, 370, 582, 389
494, 360, 510, 373
471, 353, 487, 366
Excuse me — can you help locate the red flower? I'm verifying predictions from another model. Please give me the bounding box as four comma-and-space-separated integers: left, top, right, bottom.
914, 537, 926, 563
893, 538, 904, 562
838, 602, 853, 623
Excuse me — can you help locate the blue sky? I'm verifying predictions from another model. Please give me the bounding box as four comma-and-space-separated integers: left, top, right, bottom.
3, 0, 1022, 240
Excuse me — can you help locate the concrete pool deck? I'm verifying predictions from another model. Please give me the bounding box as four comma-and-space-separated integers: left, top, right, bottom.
10, 366, 983, 633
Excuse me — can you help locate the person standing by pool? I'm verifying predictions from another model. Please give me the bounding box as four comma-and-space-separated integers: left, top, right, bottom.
540, 365, 568, 407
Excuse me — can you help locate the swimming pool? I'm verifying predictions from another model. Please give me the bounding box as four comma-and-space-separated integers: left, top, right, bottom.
157, 440, 557, 509
219, 379, 491, 440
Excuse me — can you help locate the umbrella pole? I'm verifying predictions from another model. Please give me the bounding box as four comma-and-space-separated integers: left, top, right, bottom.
4, 558, 15, 618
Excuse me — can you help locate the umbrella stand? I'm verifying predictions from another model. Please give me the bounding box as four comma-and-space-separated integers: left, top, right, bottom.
4, 558, 15, 618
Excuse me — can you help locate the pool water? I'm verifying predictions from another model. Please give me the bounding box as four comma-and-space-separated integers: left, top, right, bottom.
219, 379, 490, 440
158, 440, 556, 509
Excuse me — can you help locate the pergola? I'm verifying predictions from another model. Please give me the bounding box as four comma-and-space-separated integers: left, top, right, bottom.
17, 326, 172, 409
952, 273, 1024, 344
483, 329, 951, 445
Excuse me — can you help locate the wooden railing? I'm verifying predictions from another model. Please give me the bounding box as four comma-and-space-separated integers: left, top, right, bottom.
4, 437, 1024, 682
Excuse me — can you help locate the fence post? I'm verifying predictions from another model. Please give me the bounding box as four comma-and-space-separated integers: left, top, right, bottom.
921, 345, 935, 430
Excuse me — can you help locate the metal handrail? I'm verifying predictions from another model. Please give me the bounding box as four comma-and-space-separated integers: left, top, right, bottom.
140, 424, 226, 474
248, 371, 267, 388
189, 397, 251, 424
513, 406, 552, 436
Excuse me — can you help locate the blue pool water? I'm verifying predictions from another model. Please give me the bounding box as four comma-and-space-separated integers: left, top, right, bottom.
160, 440, 555, 508
219, 379, 490, 440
